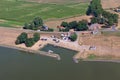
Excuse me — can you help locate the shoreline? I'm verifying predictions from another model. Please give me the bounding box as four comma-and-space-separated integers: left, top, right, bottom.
0, 26, 120, 63
0, 44, 120, 63
82, 59, 120, 63
0, 44, 60, 60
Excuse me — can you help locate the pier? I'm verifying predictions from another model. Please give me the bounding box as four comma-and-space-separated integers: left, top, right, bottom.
23, 49, 61, 60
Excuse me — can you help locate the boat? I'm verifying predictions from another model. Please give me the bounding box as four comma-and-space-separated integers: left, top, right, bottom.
48, 50, 53, 53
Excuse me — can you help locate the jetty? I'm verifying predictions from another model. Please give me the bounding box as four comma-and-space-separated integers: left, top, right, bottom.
24, 50, 61, 60
73, 49, 86, 63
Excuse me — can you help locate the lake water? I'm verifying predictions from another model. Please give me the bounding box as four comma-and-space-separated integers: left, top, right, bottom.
0, 46, 120, 80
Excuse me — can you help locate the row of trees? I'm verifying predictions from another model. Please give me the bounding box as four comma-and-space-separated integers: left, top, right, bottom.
60, 20, 88, 32
23, 17, 54, 32
86, 0, 118, 26
86, 0, 103, 17
23, 17, 43, 30
15, 32, 40, 47
102, 11, 118, 26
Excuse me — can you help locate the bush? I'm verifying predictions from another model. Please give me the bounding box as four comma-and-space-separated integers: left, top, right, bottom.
69, 33, 77, 41
61, 21, 69, 27
91, 17, 98, 24
77, 20, 88, 31
15, 32, 41, 47
69, 21, 78, 29
33, 33, 40, 42
23, 17, 43, 30
48, 28, 54, 32
15, 32, 28, 44
15, 39, 20, 45
59, 28, 69, 32
25, 38, 35, 47
59, 20, 88, 32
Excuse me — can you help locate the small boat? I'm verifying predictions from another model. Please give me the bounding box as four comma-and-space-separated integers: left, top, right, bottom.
48, 50, 53, 53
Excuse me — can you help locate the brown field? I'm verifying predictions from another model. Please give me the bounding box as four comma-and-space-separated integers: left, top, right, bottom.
101, 0, 120, 9
0, 27, 23, 46
79, 34, 120, 58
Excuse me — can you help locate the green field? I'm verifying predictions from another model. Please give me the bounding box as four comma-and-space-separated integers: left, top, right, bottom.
102, 31, 120, 37
0, 0, 89, 27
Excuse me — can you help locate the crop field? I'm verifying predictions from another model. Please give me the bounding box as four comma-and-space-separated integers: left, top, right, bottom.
0, 0, 89, 27
25, 0, 90, 3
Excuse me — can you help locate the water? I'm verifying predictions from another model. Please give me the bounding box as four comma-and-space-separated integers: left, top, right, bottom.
0, 46, 120, 80
40, 44, 78, 61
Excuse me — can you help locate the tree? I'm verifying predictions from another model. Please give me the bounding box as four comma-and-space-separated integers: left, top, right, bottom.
87, 0, 118, 26
23, 17, 44, 30
76, 20, 88, 31
86, 0, 103, 17
69, 33, 77, 42
86, 5, 91, 15
69, 21, 78, 29
98, 18, 106, 24
102, 10, 118, 26
15, 32, 28, 44
33, 33, 40, 42
29, 22, 35, 30
61, 21, 69, 27
15, 39, 20, 45
25, 38, 35, 47
23, 23, 29, 29
107, 19, 114, 26
33, 17, 43, 27
112, 14, 118, 23
91, 17, 98, 24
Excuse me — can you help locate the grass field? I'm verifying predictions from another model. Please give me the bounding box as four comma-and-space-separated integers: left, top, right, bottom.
0, 0, 89, 27
102, 31, 120, 37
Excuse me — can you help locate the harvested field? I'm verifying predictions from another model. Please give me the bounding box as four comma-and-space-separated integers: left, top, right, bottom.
0, 27, 23, 46
101, 0, 120, 9
79, 34, 120, 58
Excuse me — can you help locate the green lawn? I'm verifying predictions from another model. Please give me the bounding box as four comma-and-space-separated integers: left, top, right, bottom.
0, 0, 89, 27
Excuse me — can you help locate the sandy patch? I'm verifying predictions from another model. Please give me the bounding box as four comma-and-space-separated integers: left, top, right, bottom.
0, 27, 24, 46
